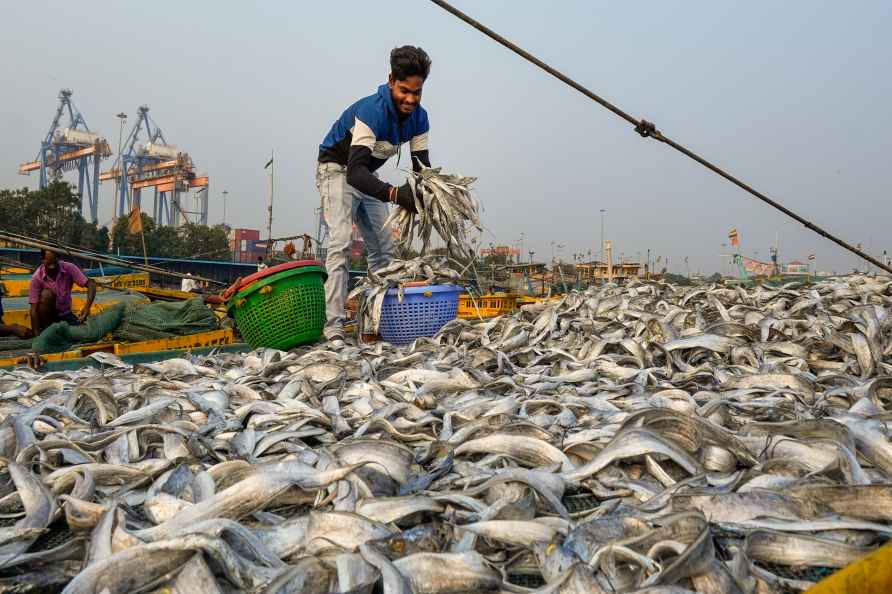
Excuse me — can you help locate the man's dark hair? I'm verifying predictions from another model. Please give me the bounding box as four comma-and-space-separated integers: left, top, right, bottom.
390, 46, 432, 81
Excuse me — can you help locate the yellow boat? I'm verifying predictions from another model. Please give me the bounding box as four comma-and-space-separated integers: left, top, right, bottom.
133, 285, 196, 301
516, 294, 563, 305
458, 293, 518, 319
1, 293, 149, 328
0, 265, 30, 275
0, 327, 238, 368
1, 265, 240, 369
1, 271, 150, 298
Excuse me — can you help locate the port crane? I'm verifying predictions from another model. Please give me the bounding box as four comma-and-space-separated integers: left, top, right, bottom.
100, 105, 209, 227
17, 89, 111, 223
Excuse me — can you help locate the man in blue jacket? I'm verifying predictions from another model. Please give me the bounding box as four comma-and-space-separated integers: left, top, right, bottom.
317, 45, 432, 343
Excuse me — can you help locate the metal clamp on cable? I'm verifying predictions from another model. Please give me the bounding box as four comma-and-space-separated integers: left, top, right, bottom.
635, 119, 657, 138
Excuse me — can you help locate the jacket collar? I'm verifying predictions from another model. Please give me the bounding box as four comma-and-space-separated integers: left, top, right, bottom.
378, 84, 399, 120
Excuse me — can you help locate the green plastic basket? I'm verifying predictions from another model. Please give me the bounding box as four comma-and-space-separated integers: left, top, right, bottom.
226, 265, 327, 349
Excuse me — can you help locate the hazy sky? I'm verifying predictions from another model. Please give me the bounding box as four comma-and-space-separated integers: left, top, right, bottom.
1, 1, 889, 274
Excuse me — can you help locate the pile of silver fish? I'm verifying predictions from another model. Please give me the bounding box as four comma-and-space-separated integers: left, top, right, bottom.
2, 274, 892, 593
384, 166, 481, 258
349, 257, 463, 335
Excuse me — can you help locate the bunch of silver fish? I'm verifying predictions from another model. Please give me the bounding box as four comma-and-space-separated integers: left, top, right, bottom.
348, 257, 463, 334
384, 166, 481, 259
1, 274, 892, 593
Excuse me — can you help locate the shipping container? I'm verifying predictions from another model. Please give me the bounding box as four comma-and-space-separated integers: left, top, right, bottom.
231, 249, 266, 264
232, 228, 260, 242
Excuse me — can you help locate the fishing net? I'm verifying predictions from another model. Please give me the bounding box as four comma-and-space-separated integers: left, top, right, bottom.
31, 298, 218, 354
112, 298, 218, 342
32, 304, 125, 354
507, 573, 546, 588
562, 493, 601, 514
0, 336, 35, 354
754, 561, 837, 590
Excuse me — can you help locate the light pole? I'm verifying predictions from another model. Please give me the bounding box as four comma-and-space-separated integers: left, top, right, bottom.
600, 209, 606, 263
721, 243, 727, 277
222, 190, 229, 227
489, 242, 495, 290
519, 232, 525, 265
115, 112, 127, 218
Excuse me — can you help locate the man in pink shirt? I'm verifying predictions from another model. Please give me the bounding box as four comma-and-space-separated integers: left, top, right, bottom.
29, 250, 96, 334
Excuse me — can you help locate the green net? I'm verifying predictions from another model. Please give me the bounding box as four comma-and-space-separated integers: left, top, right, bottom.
113, 298, 218, 342
31, 298, 218, 354
32, 304, 125, 354
0, 336, 37, 353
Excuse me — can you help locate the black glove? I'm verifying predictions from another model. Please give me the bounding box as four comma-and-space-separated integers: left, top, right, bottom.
394, 181, 422, 214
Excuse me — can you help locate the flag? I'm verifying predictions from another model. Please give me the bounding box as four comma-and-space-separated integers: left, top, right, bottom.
264, 156, 274, 169
728, 227, 740, 247
128, 206, 142, 235
808, 254, 816, 261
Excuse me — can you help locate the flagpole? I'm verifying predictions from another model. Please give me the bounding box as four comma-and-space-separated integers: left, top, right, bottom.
128, 206, 149, 265
140, 227, 148, 265
267, 150, 274, 260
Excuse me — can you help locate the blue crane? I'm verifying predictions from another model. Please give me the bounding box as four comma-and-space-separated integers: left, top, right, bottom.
101, 105, 209, 226
18, 89, 111, 223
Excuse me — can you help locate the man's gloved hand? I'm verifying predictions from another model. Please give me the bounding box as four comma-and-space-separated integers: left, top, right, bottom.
392, 181, 423, 214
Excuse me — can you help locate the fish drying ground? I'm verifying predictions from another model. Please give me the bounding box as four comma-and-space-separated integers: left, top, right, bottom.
1, 275, 891, 593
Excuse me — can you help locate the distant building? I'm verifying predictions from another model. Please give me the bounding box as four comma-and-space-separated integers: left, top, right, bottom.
576, 261, 641, 282
480, 245, 522, 261
783, 260, 810, 275
505, 262, 548, 295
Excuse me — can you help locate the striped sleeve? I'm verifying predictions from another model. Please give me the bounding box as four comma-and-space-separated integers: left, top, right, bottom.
350, 117, 377, 150
410, 131, 429, 152
410, 108, 430, 152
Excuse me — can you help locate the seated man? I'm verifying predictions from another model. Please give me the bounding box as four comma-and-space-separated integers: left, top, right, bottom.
28, 250, 96, 334
0, 285, 31, 338
181, 273, 198, 293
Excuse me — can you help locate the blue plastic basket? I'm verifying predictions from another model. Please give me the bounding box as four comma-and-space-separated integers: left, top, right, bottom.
379, 284, 462, 345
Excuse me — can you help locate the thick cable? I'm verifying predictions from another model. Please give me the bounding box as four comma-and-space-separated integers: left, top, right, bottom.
429, 0, 891, 275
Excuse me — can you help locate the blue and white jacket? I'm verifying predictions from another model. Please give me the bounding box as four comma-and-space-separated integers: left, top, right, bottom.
319, 83, 430, 200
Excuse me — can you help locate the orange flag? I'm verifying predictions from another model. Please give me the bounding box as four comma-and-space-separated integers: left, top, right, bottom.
128, 206, 143, 235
